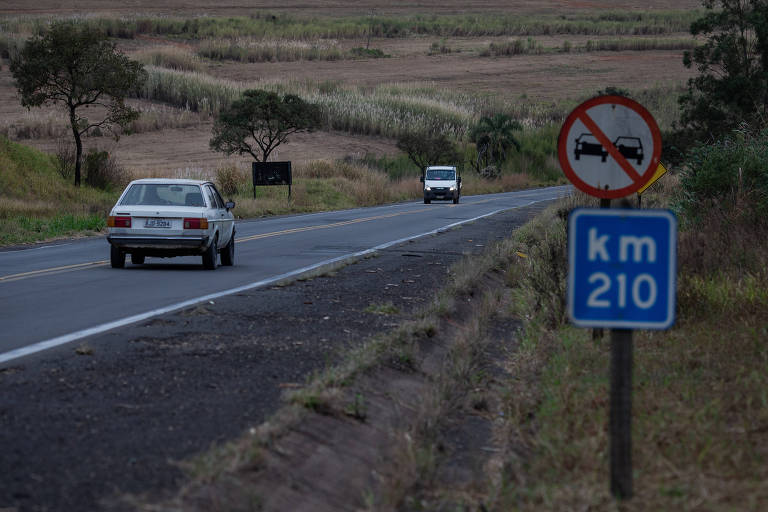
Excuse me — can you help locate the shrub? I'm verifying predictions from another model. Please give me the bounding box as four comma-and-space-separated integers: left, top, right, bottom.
350, 47, 388, 58
55, 139, 76, 180
83, 149, 131, 190
215, 163, 248, 197
676, 128, 768, 220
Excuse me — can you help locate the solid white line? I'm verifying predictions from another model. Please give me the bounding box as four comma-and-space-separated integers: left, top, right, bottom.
0, 196, 559, 365
0, 243, 73, 255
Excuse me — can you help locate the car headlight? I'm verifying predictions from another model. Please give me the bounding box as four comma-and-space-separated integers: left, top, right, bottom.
425, 186, 431, 191
450, 186, 456, 191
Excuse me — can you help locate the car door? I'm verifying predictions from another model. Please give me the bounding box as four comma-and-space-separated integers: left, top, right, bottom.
205, 184, 233, 246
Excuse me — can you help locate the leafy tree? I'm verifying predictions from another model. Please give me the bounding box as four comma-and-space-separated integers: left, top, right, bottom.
396, 131, 459, 173
210, 89, 322, 162
468, 113, 522, 172
10, 21, 146, 187
679, 0, 768, 138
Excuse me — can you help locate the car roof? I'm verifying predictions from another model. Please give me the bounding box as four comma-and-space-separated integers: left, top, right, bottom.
126, 178, 210, 186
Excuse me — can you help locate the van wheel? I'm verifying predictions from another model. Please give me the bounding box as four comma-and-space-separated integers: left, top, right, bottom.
453, 195, 459, 204
202, 236, 218, 270
110, 245, 125, 269
424, 197, 431, 204
131, 253, 145, 265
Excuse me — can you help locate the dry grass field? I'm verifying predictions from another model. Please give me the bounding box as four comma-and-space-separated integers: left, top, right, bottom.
0, 0, 700, 181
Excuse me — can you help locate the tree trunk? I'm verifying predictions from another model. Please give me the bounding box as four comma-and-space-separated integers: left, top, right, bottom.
70, 107, 82, 187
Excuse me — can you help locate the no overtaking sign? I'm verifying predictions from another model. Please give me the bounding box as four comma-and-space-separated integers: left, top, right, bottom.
558, 95, 662, 199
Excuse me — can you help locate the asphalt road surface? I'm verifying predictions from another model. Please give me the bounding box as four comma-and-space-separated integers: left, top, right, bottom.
0, 187, 570, 365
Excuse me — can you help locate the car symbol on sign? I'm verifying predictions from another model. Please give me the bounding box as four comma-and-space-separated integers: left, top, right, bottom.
574, 133, 608, 162
613, 136, 643, 165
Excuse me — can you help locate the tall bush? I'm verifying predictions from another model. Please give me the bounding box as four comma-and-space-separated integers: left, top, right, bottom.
676, 128, 768, 219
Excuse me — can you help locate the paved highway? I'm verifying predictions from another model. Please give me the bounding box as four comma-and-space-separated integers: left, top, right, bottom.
0, 187, 570, 364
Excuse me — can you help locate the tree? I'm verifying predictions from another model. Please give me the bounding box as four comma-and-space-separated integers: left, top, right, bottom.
468, 113, 522, 173
679, 0, 768, 138
10, 21, 146, 187
396, 131, 459, 173
210, 89, 322, 162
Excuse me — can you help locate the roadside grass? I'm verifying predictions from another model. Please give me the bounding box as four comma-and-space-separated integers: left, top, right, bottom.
0, 136, 117, 245
490, 182, 768, 509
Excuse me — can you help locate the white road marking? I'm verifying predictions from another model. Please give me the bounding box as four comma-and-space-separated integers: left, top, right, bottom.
0, 197, 559, 365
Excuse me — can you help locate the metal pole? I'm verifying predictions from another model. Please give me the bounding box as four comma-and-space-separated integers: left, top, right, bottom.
610, 328, 633, 499
593, 197, 611, 340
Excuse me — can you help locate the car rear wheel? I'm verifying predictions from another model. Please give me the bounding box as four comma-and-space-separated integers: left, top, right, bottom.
110, 245, 125, 269
220, 230, 235, 266
131, 253, 145, 265
202, 236, 218, 270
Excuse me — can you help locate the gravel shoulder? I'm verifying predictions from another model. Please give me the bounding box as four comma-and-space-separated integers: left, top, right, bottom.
0, 202, 550, 512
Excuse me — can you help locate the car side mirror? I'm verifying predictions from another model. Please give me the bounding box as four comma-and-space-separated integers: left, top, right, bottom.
225, 201, 236, 211
420, 176, 424, 183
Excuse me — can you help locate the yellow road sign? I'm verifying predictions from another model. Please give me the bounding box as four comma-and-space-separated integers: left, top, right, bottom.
637, 162, 668, 195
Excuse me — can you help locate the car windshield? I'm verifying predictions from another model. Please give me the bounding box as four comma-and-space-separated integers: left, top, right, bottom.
426, 169, 456, 180
119, 184, 205, 207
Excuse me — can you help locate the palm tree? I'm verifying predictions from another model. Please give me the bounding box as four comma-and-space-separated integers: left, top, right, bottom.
469, 113, 522, 173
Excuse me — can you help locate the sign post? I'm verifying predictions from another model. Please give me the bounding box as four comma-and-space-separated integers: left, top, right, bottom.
558, 95, 676, 500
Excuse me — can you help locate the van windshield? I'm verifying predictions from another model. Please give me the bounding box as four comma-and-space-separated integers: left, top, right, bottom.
426, 169, 456, 180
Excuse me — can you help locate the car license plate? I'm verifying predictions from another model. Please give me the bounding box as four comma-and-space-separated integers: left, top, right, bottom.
144, 218, 171, 228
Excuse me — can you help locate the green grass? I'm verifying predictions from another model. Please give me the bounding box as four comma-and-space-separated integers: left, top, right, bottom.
0, 214, 105, 246
0, 136, 117, 246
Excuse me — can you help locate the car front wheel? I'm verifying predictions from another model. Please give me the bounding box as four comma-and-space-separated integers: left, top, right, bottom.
110, 245, 125, 269
131, 253, 145, 265
202, 236, 218, 270
220, 230, 235, 266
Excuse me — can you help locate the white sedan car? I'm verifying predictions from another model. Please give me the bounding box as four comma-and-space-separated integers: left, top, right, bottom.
106, 179, 235, 270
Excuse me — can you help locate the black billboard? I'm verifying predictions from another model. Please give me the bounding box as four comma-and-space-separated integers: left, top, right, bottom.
252, 161, 292, 186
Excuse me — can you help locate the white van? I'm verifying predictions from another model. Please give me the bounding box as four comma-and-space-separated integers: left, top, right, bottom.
421, 165, 461, 204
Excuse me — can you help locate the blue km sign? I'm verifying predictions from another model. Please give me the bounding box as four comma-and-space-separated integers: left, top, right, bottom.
568, 209, 677, 329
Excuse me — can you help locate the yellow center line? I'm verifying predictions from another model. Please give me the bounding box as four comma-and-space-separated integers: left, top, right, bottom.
235, 207, 431, 243
0, 260, 109, 283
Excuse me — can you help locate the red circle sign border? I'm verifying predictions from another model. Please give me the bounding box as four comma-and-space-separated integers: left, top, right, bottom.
558, 95, 662, 199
